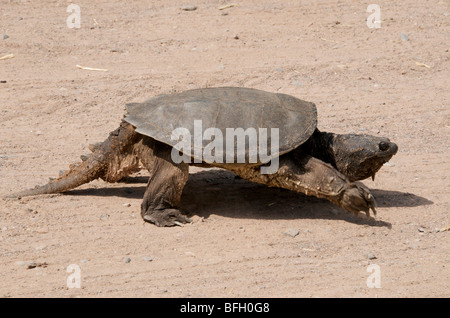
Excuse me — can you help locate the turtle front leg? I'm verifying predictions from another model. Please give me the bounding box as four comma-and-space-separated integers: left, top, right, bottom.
136, 137, 191, 227
231, 154, 377, 218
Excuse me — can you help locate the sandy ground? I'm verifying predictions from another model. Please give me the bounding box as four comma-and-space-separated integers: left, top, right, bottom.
0, 0, 449, 298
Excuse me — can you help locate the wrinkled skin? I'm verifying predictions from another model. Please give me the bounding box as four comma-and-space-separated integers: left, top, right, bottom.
6, 122, 398, 226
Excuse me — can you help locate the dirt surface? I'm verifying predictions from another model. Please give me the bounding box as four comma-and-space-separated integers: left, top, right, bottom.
0, 0, 449, 298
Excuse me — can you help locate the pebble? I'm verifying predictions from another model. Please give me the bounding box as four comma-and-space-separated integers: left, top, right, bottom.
181, 5, 197, 11
81, 259, 88, 263
400, 33, 409, 42
233, 34, 239, 40
16, 261, 26, 266
367, 253, 377, 260
284, 228, 299, 238
418, 227, 426, 233
275, 67, 284, 72
2, 34, 9, 40
142, 256, 153, 262
290, 81, 302, 87
27, 262, 37, 269
123, 203, 131, 207
125, 258, 131, 263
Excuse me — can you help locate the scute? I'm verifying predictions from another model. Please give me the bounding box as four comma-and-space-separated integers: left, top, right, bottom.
124, 87, 317, 164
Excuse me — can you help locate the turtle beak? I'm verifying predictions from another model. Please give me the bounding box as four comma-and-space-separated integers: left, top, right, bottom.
367, 140, 398, 182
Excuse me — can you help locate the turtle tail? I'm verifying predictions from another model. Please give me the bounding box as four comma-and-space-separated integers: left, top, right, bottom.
5, 121, 141, 199
5, 155, 106, 198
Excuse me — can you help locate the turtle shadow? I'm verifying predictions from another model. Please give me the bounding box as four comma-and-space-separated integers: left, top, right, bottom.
369, 189, 433, 208
66, 169, 432, 227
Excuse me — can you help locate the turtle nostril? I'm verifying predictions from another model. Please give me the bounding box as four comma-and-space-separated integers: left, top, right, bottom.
379, 141, 389, 151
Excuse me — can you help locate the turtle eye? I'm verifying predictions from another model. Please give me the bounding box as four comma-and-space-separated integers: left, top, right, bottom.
378, 141, 389, 151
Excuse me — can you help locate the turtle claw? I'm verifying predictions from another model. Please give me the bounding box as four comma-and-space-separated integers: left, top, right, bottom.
340, 182, 377, 219
142, 208, 191, 227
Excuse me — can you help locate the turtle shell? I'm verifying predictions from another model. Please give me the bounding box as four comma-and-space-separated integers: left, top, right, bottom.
124, 87, 317, 164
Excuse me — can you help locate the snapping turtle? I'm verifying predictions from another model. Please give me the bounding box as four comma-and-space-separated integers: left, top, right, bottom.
7, 87, 397, 226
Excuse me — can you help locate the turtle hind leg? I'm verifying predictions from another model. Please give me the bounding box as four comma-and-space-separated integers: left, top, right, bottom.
87, 127, 142, 183
93, 121, 142, 183
136, 137, 190, 227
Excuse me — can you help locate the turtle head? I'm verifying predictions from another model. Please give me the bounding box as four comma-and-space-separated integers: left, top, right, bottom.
330, 133, 398, 182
